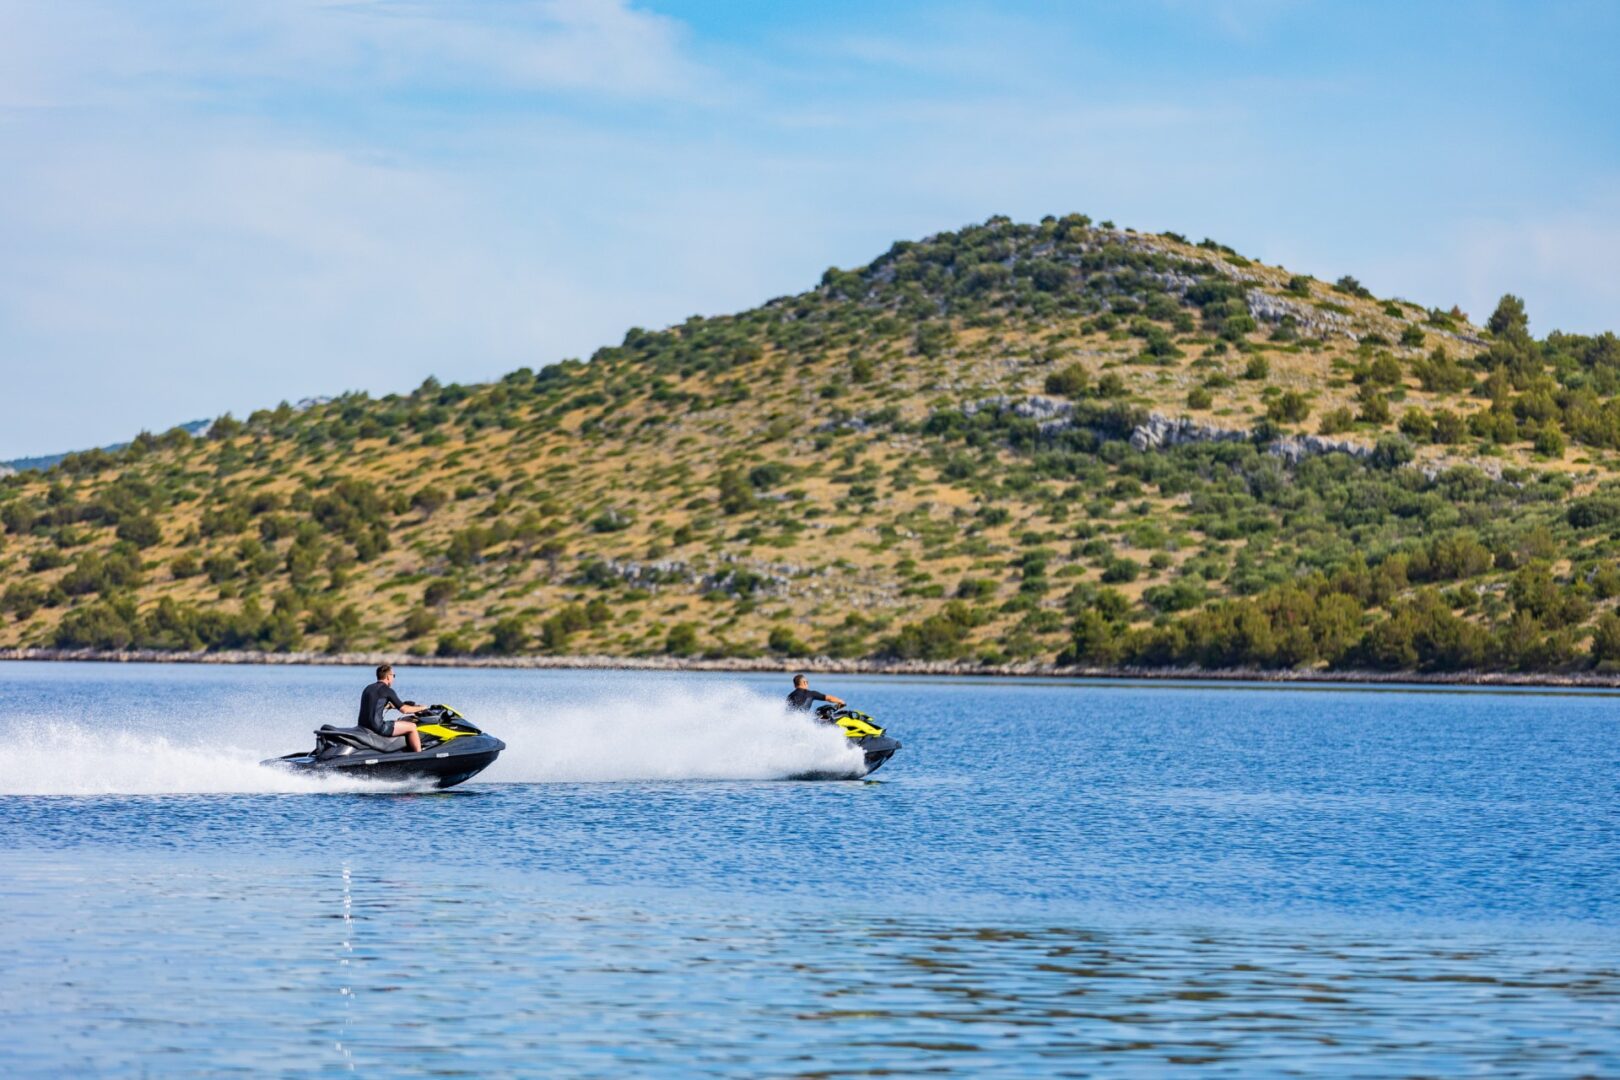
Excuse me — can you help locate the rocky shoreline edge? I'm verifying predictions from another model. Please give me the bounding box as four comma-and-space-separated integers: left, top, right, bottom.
4, 647, 1620, 689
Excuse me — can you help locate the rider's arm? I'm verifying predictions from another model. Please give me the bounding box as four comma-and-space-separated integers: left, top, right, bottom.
826, 695, 846, 707
384, 687, 424, 715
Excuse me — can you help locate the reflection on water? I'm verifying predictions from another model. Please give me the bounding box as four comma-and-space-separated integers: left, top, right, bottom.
3, 850, 1617, 1077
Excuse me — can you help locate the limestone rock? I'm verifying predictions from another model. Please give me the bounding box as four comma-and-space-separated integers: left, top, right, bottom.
1129, 413, 1250, 451
1245, 289, 1356, 340
1267, 434, 1371, 465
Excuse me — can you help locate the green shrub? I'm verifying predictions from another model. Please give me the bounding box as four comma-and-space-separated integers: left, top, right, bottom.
767, 625, 809, 655
1431, 409, 1465, 444
484, 617, 530, 654
1568, 497, 1620, 529
1044, 364, 1090, 398
1370, 435, 1414, 469
1398, 408, 1434, 440
956, 577, 999, 601
1266, 391, 1310, 424
403, 608, 436, 638
717, 469, 755, 515
1334, 275, 1373, 299
1096, 373, 1127, 397
1, 582, 46, 621
1357, 394, 1390, 424
665, 622, 700, 656
55, 598, 138, 650
116, 515, 161, 548
540, 604, 590, 652
1101, 558, 1141, 583
1534, 425, 1566, 457
881, 601, 982, 660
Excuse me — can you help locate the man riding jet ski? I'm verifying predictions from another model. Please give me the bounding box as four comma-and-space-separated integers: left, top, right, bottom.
787, 674, 901, 775
261, 664, 504, 789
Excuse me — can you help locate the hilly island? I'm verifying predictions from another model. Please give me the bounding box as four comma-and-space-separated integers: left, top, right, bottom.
5, 214, 1620, 678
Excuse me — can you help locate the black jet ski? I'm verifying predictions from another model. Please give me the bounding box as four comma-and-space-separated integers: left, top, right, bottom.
262, 704, 505, 789
815, 704, 901, 776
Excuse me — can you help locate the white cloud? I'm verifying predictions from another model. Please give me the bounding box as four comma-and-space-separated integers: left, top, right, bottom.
0, 0, 733, 456
0, 0, 709, 109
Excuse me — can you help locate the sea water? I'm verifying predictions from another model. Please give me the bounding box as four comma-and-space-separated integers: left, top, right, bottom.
1, 662, 1617, 1076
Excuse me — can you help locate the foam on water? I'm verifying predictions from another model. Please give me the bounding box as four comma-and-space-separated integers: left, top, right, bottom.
0, 722, 397, 795
478, 682, 868, 783
0, 681, 867, 794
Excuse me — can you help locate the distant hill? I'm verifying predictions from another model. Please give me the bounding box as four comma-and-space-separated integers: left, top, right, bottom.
4, 214, 1620, 675
2, 419, 213, 475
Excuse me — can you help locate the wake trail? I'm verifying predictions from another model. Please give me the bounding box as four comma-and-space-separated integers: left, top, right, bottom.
0, 722, 397, 795
476, 683, 867, 783
0, 682, 867, 794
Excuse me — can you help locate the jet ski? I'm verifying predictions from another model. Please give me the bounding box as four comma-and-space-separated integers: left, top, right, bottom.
262, 704, 505, 789
815, 704, 902, 776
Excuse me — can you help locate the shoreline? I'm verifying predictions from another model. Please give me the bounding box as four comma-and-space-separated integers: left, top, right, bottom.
4, 647, 1620, 689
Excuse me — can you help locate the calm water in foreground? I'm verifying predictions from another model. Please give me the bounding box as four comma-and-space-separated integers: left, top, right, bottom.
1, 661, 1617, 1076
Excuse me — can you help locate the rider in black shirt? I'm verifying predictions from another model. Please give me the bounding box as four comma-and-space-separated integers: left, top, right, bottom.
358, 663, 426, 752
787, 673, 845, 714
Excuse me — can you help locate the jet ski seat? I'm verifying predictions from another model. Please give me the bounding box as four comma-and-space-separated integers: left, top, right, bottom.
313, 725, 409, 755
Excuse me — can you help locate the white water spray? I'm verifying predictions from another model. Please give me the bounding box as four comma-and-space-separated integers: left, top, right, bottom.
477, 682, 867, 783
0, 722, 392, 795
0, 681, 867, 795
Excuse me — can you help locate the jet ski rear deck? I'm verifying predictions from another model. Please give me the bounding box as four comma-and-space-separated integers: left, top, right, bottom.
262, 704, 504, 789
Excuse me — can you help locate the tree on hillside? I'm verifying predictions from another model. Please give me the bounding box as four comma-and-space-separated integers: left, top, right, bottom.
1488, 294, 1529, 340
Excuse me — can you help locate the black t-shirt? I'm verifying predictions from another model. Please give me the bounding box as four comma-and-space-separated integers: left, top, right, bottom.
787, 687, 828, 712
358, 680, 404, 733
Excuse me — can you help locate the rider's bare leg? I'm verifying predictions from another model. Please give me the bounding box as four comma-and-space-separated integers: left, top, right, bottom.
393, 720, 422, 753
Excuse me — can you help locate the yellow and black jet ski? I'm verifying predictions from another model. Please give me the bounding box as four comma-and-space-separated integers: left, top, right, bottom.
262, 704, 504, 789
814, 704, 902, 775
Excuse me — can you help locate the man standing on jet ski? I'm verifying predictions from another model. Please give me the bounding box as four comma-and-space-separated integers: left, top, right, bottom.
787, 673, 845, 713
359, 664, 427, 753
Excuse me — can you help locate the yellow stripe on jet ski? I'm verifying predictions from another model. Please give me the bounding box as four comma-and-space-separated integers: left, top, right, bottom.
417, 723, 473, 742
835, 716, 885, 738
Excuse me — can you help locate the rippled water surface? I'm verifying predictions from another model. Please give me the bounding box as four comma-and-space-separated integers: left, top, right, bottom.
2, 662, 1618, 1076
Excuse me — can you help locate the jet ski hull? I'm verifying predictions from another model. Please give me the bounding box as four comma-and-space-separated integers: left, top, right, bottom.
859, 735, 901, 775
264, 734, 505, 790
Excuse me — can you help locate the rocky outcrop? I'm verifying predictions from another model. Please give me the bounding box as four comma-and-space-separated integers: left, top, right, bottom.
1267, 434, 1371, 465
1129, 413, 1250, 451
963, 395, 1078, 437
1245, 289, 1358, 340
1128, 412, 1371, 464
952, 400, 1373, 465
1143, 269, 1199, 294
1416, 456, 1505, 482
586, 557, 694, 590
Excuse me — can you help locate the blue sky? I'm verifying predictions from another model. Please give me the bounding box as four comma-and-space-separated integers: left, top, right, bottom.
1, 0, 1617, 459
